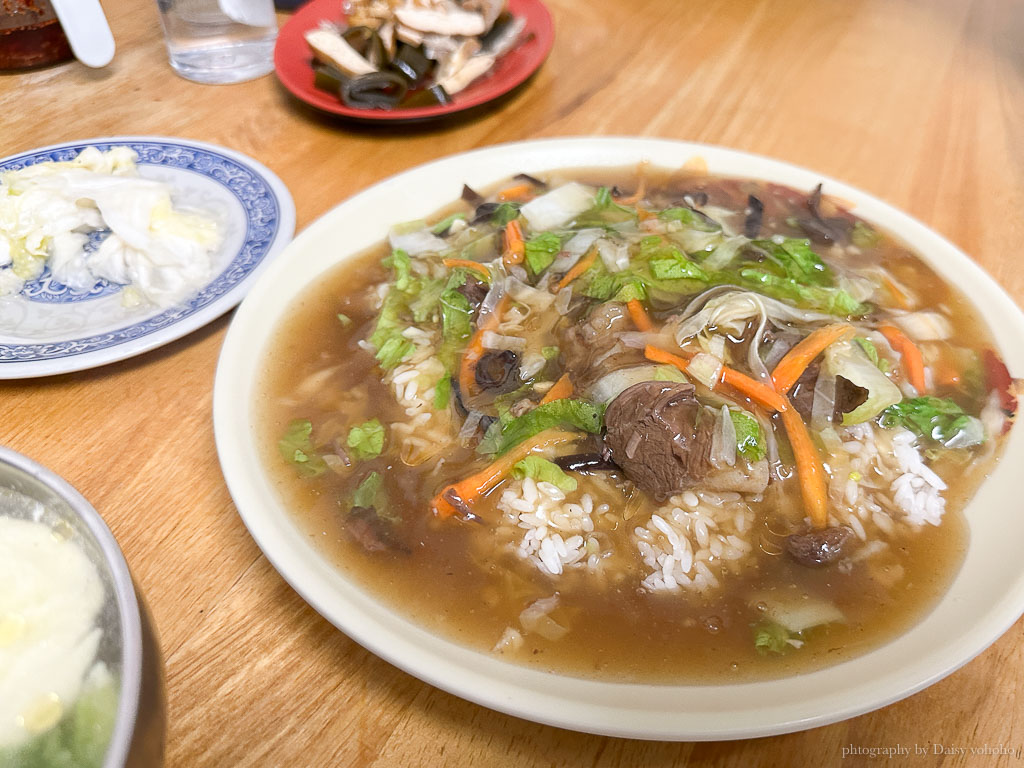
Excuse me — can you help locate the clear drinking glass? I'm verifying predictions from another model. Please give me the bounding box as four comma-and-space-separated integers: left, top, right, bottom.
156, 0, 277, 84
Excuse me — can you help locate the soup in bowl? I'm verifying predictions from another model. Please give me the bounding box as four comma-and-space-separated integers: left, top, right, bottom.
214, 138, 1024, 739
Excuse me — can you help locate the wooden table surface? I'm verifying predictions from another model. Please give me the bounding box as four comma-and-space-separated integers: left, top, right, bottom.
3, 0, 1024, 765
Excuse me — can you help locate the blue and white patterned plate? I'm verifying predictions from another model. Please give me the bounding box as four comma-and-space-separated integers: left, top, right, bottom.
0, 137, 295, 378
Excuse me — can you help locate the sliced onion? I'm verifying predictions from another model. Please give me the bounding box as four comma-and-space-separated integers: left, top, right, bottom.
701, 234, 749, 271
679, 285, 738, 323
824, 339, 902, 425
763, 335, 796, 370
519, 182, 595, 231
944, 415, 986, 449
892, 311, 953, 341
686, 352, 723, 390
617, 329, 677, 350
478, 273, 506, 322
675, 289, 835, 343
705, 333, 727, 360
587, 364, 673, 403
519, 595, 568, 640
481, 330, 526, 351
837, 274, 877, 303
710, 404, 737, 468
554, 285, 573, 315
596, 238, 630, 272
509, 264, 528, 283
519, 351, 546, 380
753, 409, 782, 479
506, 275, 555, 311
388, 223, 448, 255
491, 626, 524, 652
549, 252, 579, 274
810, 370, 837, 431
562, 227, 603, 257
666, 228, 719, 253
458, 410, 484, 446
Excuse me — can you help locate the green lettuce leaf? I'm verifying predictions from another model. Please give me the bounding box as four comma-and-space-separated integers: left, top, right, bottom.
649, 253, 708, 281
511, 456, 578, 492
753, 621, 801, 655
383, 249, 414, 291
880, 397, 984, 445
524, 232, 562, 276
659, 206, 721, 232
612, 278, 647, 303
431, 212, 466, 234
278, 419, 326, 476
851, 220, 881, 249
751, 237, 830, 285
433, 375, 451, 410
854, 336, 888, 372
492, 202, 521, 226
730, 410, 766, 461
738, 268, 868, 316
347, 418, 385, 460
438, 286, 473, 371
479, 398, 605, 455
352, 471, 382, 508
368, 277, 415, 371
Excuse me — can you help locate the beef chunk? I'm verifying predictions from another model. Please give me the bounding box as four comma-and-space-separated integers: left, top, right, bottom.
347, 506, 407, 554
786, 526, 853, 567
558, 302, 645, 390
604, 381, 713, 500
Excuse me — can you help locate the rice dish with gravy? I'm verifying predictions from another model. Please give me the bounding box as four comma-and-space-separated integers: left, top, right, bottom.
259, 166, 1019, 681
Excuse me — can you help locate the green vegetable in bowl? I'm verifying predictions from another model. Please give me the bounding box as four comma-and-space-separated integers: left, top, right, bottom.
347, 419, 386, 460
881, 397, 986, 447
511, 456, 578, 492
278, 419, 326, 476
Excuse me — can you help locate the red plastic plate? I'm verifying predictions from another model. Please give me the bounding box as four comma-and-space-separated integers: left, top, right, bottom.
274, 0, 554, 122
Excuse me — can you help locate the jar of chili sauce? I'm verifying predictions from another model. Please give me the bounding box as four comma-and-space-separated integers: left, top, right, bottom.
0, 0, 73, 70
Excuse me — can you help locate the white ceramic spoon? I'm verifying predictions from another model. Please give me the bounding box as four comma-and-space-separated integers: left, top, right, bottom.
50, 0, 115, 68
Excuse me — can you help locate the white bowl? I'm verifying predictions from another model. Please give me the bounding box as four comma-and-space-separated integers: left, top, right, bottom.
213, 137, 1024, 740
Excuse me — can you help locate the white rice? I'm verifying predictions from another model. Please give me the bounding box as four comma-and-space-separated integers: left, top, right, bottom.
497, 478, 611, 576
835, 424, 947, 529
633, 491, 755, 594
383, 343, 450, 465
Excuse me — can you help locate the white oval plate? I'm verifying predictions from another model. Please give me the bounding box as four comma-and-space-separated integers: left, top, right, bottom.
0, 137, 295, 378
214, 137, 1024, 740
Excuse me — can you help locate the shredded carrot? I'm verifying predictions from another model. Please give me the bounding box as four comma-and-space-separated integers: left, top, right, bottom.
458, 295, 509, 397
643, 345, 788, 413
556, 246, 599, 290
539, 373, 573, 404
613, 176, 647, 206
879, 324, 926, 393
431, 430, 579, 518
635, 207, 657, 222
497, 183, 534, 202
771, 323, 855, 394
626, 298, 653, 332
882, 275, 910, 310
779, 400, 828, 529
502, 219, 525, 267
442, 258, 490, 281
